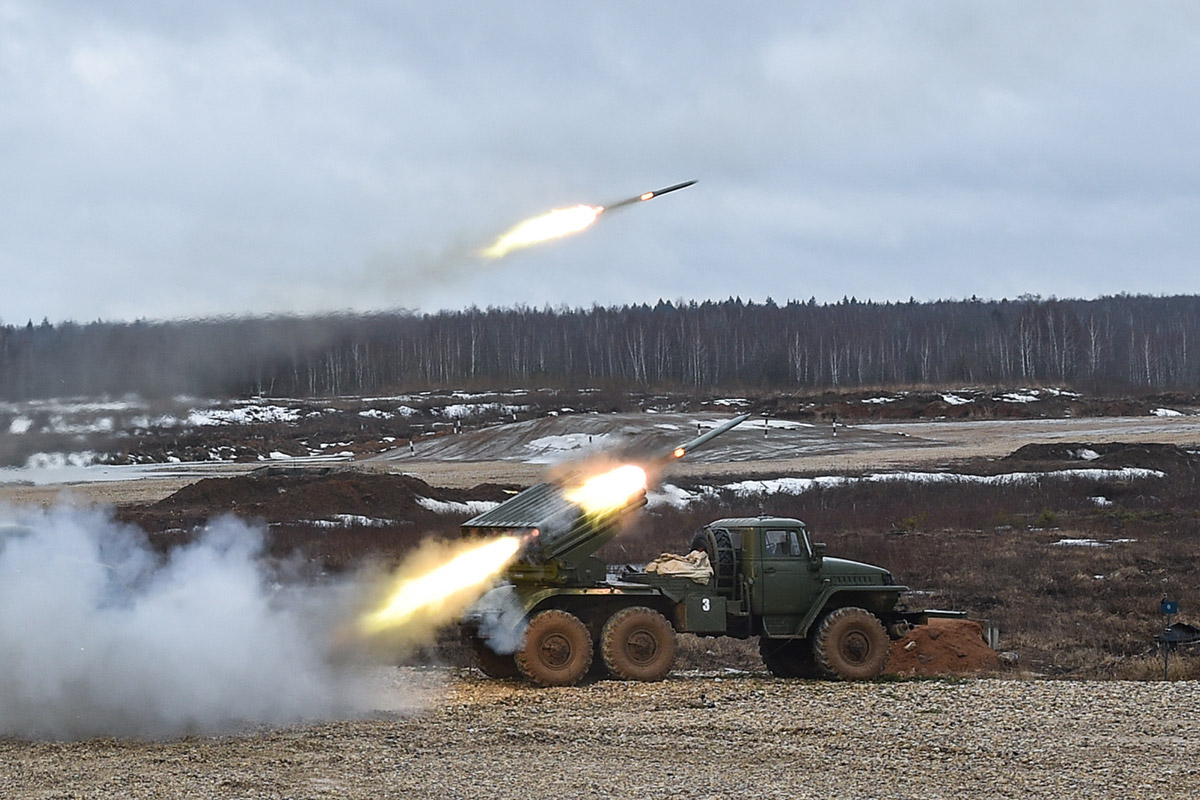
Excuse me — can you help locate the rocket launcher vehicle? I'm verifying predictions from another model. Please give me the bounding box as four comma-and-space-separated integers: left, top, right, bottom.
461, 414, 749, 585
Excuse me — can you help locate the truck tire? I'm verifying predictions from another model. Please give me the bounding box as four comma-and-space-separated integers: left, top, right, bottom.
515, 610, 593, 686
601, 607, 676, 681
758, 637, 819, 679
469, 636, 520, 679
812, 607, 890, 680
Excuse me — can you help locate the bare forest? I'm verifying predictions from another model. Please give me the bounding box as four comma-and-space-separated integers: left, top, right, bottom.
2, 294, 1199, 400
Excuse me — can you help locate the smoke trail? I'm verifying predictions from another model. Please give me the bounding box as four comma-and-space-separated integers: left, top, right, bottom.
0, 506, 389, 740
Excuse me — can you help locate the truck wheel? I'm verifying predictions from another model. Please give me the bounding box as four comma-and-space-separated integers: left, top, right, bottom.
812, 607, 890, 680
515, 610, 593, 686
759, 637, 818, 679
601, 607, 676, 681
469, 636, 520, 679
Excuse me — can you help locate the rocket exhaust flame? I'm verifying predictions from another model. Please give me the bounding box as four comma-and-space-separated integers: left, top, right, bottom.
481, 204, 603, 259
357, 535, 523, 636
356, 464, 646, 640
480, 180, 696, 260
563, 464, 647, 514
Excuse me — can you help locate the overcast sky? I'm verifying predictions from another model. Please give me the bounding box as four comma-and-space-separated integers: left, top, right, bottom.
3, 2, 1200, 324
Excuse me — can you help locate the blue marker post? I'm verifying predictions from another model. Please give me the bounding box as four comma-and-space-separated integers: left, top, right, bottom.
1162, 597, 1179, 680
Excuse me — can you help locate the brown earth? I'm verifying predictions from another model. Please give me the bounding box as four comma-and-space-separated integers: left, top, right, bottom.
887, 619, 1001, 676
114, 470, 519, 568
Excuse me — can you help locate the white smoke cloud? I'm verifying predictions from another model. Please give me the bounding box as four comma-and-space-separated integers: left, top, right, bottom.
0, 506, 392, 740
470, 584, 528, 656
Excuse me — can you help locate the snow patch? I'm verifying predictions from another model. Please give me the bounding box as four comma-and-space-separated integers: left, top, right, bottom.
713, 468, 1164, 498
8, 417, 32, 434
187, 406, 304, 426
1050, 538, 1137, 547
998, 391, 1039, 403
1151, 408, 1183, 417
522, 433, 612, 463
645, 484, 714, 509
415, 498, 501, 515
940, 394, 972, 406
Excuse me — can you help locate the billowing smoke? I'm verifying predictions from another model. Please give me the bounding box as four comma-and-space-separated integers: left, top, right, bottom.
471, 584, 528, 655
0, 506, 392, 740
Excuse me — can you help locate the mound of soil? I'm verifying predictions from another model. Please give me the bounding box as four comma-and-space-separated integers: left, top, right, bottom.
126, 471, 514, 527
886, 619, 1000, 676
1004, 442, 1200, 474
115, 471, 522, 568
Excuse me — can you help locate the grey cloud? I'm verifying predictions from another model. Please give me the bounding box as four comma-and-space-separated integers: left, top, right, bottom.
3, 1, 1200, 322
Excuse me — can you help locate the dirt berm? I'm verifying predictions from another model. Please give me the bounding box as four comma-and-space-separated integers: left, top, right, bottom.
887, 619, 1000, 676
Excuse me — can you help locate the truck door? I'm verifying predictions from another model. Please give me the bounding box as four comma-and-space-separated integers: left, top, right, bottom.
758, 527, 822, 637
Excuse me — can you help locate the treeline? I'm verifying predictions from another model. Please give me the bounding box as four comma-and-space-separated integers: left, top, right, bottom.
1, 295, 1198, 399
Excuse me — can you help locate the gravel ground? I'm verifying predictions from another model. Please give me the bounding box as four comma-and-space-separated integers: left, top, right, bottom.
3, 669, 1197, 799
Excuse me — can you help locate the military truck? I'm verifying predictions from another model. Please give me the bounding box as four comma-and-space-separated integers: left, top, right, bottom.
463, 481, 950, 686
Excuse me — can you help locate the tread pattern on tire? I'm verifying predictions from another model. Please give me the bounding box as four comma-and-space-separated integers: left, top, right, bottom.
601, 606, 676, 682
812, 606, 890, 681
470, 636, 521, 679
515, 609, 593, 686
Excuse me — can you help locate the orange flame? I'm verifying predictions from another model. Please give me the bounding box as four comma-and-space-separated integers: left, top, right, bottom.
357, 536, 522, 635
564, 464, 647, 514
481, 204, 604, 259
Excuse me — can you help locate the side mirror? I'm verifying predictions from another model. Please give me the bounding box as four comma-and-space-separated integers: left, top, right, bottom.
809, 541, 826, 570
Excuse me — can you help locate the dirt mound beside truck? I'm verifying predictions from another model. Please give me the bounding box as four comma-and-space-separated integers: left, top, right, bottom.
887, 619, 1001, 676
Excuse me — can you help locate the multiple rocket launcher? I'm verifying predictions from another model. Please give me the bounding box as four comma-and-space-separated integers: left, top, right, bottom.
464, 413, 749, 574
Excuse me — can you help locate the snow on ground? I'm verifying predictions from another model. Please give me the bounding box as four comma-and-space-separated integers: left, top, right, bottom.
761, 419, 815, 430
437, 403, 529, 419
522, 432, 614, 463
646, 467, 1166, 508
186, 405, 306, 426
1151, 408, 1184, 417
415, 498, 500, 515
0, 398, 143, 415
1074, 449, 1101, 461
940, 393, 973, 406
999, 391, 1039, 403
292, 515, 396, 529
646, 484, 716, 509
8, 417, 32, 434
1050, 538, 1137, 547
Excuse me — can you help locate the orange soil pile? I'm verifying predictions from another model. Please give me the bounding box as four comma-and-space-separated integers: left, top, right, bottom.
886, 619, 1000, 676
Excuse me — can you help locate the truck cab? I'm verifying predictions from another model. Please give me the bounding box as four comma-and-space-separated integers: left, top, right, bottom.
693, 517, 905, 640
